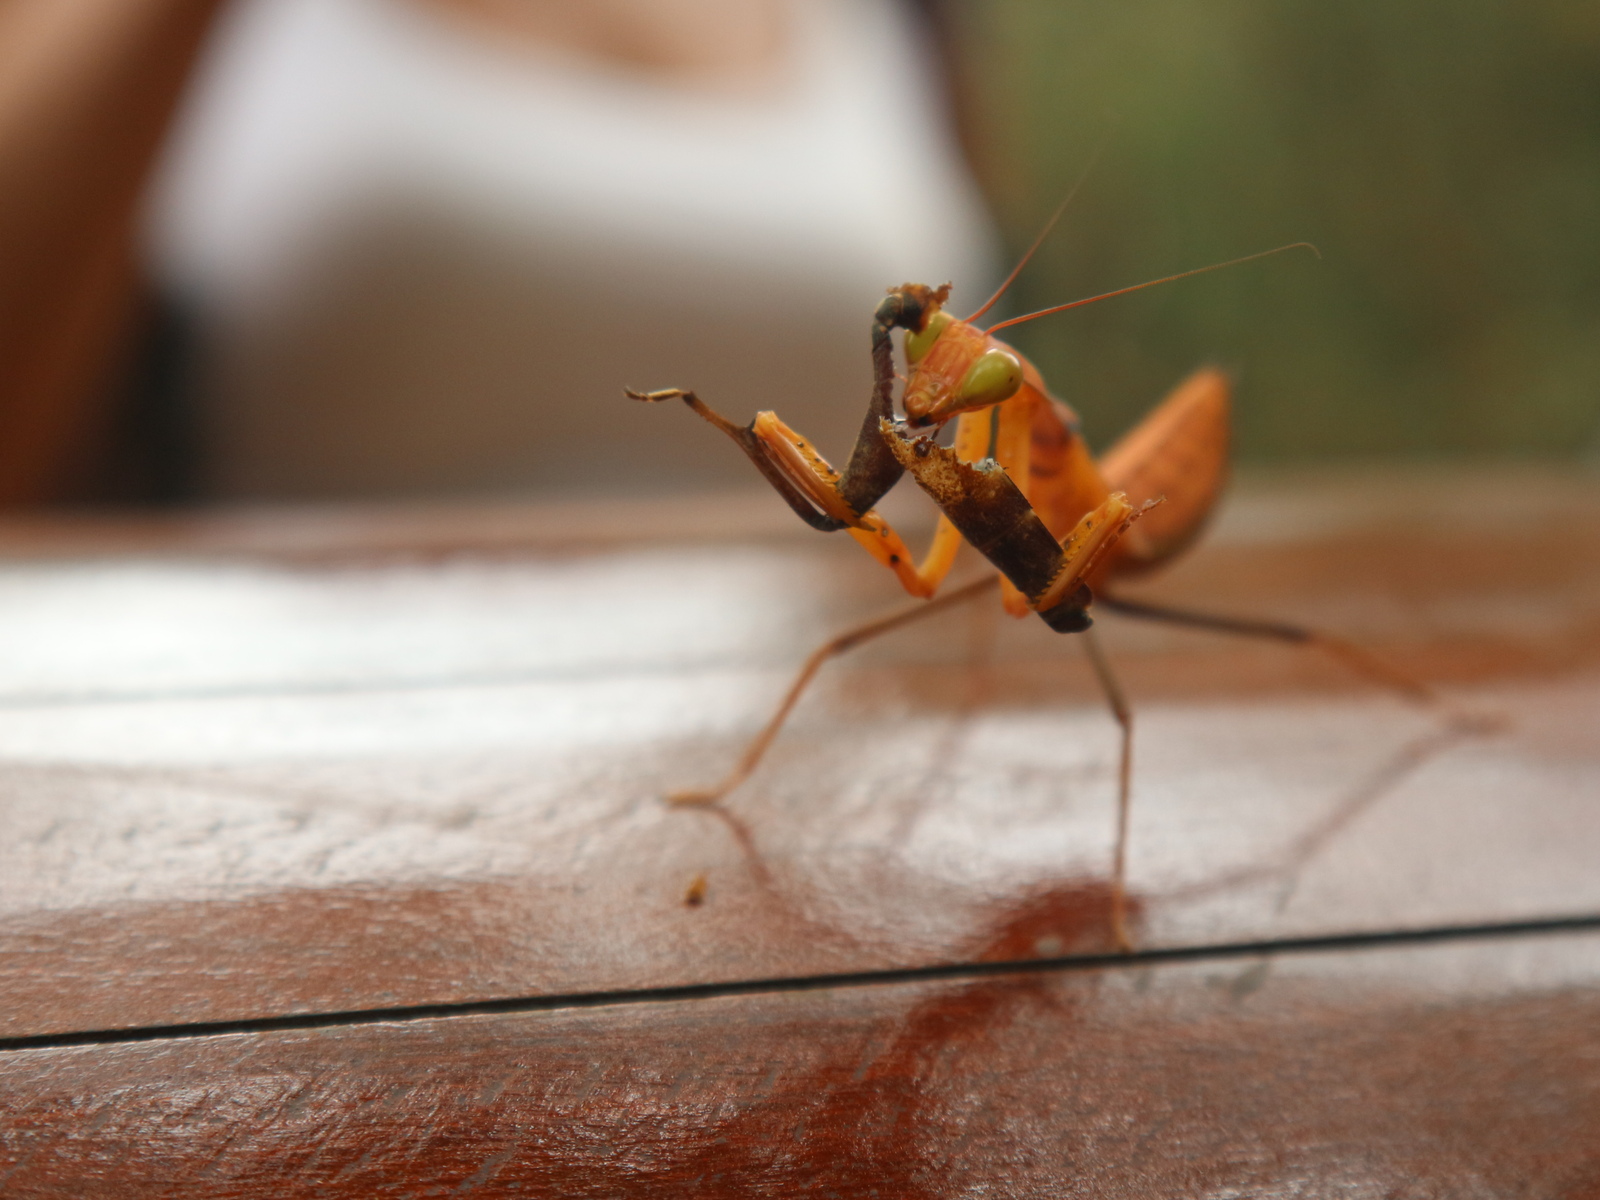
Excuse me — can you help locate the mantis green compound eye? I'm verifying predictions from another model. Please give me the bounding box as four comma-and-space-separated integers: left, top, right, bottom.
955, 348, 1024, 408
903, 310, 952, 364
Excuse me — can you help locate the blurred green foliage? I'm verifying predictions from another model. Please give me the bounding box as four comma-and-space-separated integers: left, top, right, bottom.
949, 0, 1600, 461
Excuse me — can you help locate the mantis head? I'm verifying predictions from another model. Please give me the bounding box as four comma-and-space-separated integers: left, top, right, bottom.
892, 284, 1023, 429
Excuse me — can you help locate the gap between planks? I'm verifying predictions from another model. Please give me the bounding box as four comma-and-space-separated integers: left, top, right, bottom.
4, 911, 1598, 1055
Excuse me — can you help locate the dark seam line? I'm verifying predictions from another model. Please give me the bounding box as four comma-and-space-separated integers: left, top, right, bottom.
3, 912, 1598, 1054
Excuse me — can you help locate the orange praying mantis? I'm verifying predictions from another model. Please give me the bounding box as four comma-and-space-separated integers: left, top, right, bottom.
628, 201, 1441, 950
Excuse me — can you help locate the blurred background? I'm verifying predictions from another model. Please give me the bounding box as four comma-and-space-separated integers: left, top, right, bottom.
2, 0, 1597, 508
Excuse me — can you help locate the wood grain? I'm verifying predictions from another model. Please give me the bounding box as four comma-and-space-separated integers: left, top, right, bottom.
3, 929, 1598, 1197
3, 470, 1599, 1195
1, 471, 1599, 1040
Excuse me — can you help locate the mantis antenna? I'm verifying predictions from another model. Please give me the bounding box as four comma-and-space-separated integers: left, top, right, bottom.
964, 133, 1112, 324
984, 241, 1321, 334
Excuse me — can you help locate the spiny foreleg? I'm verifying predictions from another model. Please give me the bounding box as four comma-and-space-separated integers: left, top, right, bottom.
625, 284, 949, 531
881, 420, 1154, 631
623, 388, 851, 531
882, 418, 1150, 951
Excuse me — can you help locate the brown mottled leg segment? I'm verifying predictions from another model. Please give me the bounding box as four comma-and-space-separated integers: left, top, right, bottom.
667, 575, 1002, 806
881, 421, 1066, 595
880, 419, 1149, 633
843, 409, 994, 596
623, 289, 928, 533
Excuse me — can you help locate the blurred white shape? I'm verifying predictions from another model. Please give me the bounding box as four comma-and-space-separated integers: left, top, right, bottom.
148, 0, 999, 500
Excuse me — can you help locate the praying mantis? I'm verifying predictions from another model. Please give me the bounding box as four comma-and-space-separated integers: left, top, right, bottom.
627, 208, 1441, 950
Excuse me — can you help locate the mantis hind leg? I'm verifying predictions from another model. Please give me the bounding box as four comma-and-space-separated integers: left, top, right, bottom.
1096, 593, 1490, 724
1097, 593, 1497, 930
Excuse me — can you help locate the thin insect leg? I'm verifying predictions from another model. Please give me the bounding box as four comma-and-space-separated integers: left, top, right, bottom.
628, 284, 942, 541
1080, 626, 1135, 953
1097, 593, 1495, 727
623, 389, 847, 532
1099, 593, 1501, 914
669, 574, 1002, 807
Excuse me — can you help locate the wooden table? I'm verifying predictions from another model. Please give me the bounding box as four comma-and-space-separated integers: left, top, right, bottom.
3, 466, 1599, 1196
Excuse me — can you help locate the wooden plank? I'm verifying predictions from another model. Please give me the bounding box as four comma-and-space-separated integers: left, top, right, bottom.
0, 467, 1593, 702
2, 470, 1599, 1038
3, 930, 1598, 1197
3, 660, 1597, 1038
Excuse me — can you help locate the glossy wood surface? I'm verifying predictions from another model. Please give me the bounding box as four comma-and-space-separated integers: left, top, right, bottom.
5, 933, 1599, 1196
2, 468, 1598, 1195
